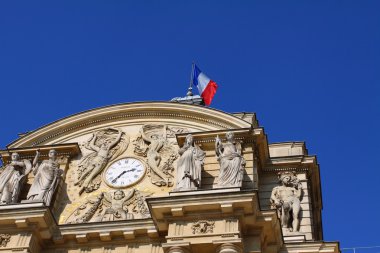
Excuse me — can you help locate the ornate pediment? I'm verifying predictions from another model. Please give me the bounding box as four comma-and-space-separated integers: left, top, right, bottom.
0, 102, 334, 253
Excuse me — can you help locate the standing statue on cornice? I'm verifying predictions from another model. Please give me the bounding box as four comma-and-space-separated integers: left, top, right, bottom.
75, 128, 129, 194
26, 149, 62, 205
134, 125, 177, 187
270, 171, 303, 233
0, 153, 32, 204
215, 131, 246, 188
174, 134, 205, 191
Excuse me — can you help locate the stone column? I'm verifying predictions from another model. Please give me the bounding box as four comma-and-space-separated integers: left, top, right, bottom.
216, 243, 242, 253
167, 246, 190, 253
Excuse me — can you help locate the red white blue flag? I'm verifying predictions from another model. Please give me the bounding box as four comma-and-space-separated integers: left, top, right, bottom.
192, 64, 218, 106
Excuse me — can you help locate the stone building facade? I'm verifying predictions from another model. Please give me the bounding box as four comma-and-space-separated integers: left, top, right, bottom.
0, 102, 340, 253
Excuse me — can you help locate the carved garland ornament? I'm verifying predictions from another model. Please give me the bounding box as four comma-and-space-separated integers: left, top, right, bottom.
0, 234, 11, 247
191, 220, 215, 234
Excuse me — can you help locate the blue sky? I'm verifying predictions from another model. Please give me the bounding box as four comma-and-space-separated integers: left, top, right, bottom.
0, 1, 379, 249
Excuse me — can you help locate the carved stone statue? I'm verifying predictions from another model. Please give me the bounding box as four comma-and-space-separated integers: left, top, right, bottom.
215, 132, 245, 188
26, 150, 62, 205
270, 171, 303, 233
174, 134, 205, 191
100, 190, 135, 221
0, 153, 32, 205
75, 128, 129, 194
134, 125, 178, 187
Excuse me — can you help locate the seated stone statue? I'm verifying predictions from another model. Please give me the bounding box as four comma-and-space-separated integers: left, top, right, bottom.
0, 153, 32, 205
174, 134, 205, 191
270, 171, 303, 233
27, 150, 63, 205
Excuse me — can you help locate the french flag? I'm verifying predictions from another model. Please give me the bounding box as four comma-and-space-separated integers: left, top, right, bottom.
192, 64, 218, 106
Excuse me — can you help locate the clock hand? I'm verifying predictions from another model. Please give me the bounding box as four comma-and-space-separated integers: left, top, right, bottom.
112, 171, 127, 183
111, 169, 137, 183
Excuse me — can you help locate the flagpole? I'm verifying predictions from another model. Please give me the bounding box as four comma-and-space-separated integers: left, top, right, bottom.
186, 62, 195, 96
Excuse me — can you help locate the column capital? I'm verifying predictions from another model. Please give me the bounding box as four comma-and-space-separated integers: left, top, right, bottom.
216, 243, 242, 253
166, 246, 190, 253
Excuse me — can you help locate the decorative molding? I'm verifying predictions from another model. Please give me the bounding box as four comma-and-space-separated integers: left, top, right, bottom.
30, 112, 234, 146
221, 234, 237, 238
175, 128, 256, 146
196, 136, 254, 144
262, 167, 309, 173
0, 143, 80, 163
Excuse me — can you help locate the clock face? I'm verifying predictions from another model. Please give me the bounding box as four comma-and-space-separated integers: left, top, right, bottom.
104, 158, 146, 188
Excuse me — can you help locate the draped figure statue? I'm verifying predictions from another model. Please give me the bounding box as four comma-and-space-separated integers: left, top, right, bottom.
215, 132, 246, 187
0, 153, 32, 205
174, 134, 205, 191
27, 150, 63, 205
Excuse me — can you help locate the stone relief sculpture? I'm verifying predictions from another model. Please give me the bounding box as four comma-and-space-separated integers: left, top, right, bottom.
166, 127, 189, 138
65, 189, 151, 224
270, 171, 303, 233
191, 220, 215, 234
215, 132, 246, 188
69, 194, 104, 224
0, 234, 11, 247
26, 150, 62, 205
133, 125, 178, 187
100, 190, 135, 221
0, 153, 32, 205
174, 134, 205, 191
130, 189, 151, 218
75, 128, 129, 194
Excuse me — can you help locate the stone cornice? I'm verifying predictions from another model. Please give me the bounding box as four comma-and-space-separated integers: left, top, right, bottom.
0, 143, 80, 163
147, 189, 283, 253
0, 203, 160, 245
7, 102, 252, 148
281, 241, 340, 253
57, 219, 159, 243
175, 128, 260, 147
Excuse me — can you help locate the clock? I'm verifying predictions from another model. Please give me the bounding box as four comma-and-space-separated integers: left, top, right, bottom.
104, 157, 146, 188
